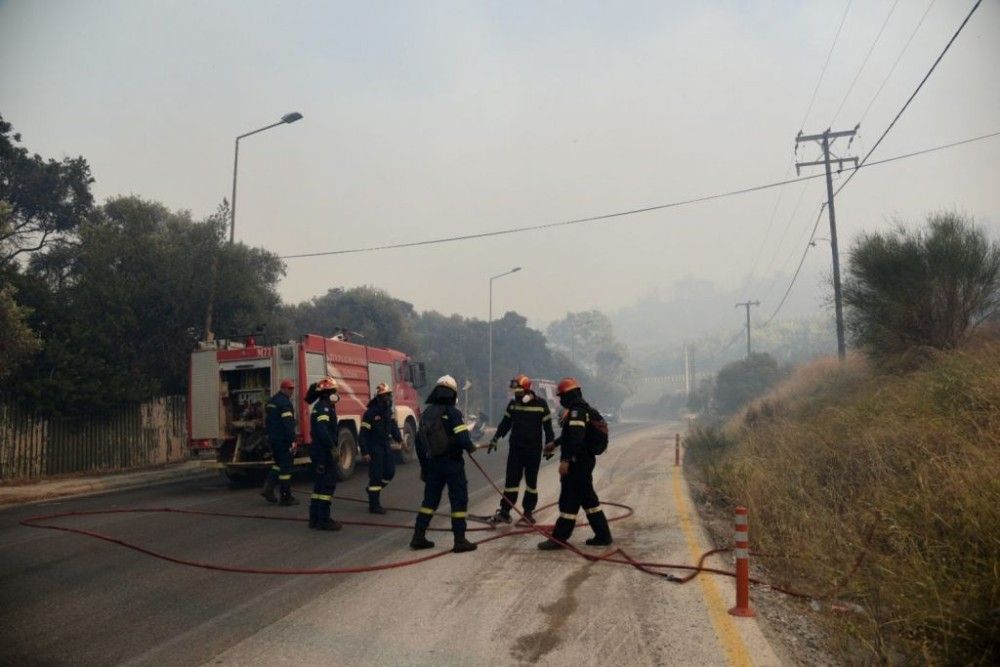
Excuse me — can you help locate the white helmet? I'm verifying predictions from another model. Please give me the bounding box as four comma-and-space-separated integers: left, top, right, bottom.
435, 375, 458, 392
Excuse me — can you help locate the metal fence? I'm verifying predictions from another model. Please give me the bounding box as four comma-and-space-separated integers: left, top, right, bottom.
0, 395, 188, 482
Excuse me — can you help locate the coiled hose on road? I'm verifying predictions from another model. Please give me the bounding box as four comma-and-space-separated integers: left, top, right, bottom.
19, 453, 872, 600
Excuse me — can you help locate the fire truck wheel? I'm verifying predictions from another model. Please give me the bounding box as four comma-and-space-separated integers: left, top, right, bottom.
335, 427, 358, 481
395, 420, 417, 465
223, 469, 249, 488
223, 468, 266, 488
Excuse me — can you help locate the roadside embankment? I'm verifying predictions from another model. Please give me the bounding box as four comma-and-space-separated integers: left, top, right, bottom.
685, 344, 1000, 663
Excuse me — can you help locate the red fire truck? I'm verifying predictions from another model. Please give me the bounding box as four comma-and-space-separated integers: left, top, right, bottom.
187, 334, 427, 483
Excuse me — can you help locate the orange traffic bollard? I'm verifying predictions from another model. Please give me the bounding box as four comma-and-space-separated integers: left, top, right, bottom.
728, 506, 756, 617
675, 433, 680, 466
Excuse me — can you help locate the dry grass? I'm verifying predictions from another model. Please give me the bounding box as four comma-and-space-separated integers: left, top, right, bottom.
687, 343, 1000, 664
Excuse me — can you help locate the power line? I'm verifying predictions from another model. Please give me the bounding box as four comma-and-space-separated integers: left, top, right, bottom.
281, 172, 829, 259
760, 127, 1000, 327
744, 0, 854, 288
858, 0, 937, 128
759, 0, 986, 328
799, 0, 854, 131
281, 129, 1000, 260
830, 0, 901, 126
761, 204, 826, 327
836, 0, 983, 198
757, 178, 813, 301
713, 327, 749, 359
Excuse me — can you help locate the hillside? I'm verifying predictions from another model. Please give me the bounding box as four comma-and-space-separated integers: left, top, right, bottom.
686, 343, 1000, 663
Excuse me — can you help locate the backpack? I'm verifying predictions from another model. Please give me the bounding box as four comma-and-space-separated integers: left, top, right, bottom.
585, 408, 609, 455
419, 404, 453, 457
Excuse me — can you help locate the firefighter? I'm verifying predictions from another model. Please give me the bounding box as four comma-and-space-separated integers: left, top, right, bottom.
487, 374, 555, 525
410, 375, 481, 553
308, 377, 342, 531
538, 378, 613, 549
359, 382, 402, 514
261, 378, 299, 506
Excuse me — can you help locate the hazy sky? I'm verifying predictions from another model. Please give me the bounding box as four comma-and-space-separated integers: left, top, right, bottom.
2, 0, 998, 331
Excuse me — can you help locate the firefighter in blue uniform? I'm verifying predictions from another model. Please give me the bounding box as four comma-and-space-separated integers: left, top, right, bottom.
261, 378, 299, 505
409, 374, 480, 553
359, 383, 402, 514
538, 377, 613, 549
487, 374, 555, 525
307, 376, 342, 531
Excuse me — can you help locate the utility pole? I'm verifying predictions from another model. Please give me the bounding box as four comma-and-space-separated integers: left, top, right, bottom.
683, 344, 695, 399
796, 128, 858, 360
734, 301, 760, 359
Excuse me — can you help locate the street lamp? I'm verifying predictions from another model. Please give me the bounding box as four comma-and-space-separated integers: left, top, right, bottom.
229, 112, 303, 243
488, 266, 521, 424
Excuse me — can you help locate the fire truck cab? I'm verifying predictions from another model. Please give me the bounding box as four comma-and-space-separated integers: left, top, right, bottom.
187, 334, 426, 483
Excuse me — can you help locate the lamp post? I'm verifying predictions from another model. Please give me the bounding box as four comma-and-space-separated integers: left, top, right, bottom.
488, 266, 521, 424
229, 111, 303, 243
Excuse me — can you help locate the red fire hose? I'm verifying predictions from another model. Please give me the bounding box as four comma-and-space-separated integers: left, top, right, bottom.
18, 454, 871, 601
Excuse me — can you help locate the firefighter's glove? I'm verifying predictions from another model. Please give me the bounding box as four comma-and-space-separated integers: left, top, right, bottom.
362, 454, 371, 464
487, 440, 497, 454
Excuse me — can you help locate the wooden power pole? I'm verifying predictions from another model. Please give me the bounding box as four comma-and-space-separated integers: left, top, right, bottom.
795, 128, 858, 360
734, 301, 760, 359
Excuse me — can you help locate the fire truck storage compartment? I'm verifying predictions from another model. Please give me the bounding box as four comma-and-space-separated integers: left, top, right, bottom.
220, 361, 271, 430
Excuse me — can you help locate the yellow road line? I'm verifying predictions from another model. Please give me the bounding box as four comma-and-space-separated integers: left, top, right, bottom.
672, 466, 754, 667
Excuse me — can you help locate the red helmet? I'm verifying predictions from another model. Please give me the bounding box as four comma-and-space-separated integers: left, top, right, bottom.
509, 374, 532, 392
316, 377, 337, 392
280, 378, 295, 390
556, 377, 580, 396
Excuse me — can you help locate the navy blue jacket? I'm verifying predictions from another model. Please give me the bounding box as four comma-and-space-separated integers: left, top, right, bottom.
310, 396, 338, 450
556, 397, 592, 463
265, 391, 296, 446
359, 399, 402, 455
416, 404, 475, 465
494, 393, 555, 449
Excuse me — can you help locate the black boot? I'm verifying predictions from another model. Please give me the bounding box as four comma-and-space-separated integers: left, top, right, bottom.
585, 510, 613, 546
261, 477, 278, 503
279, 493, 299, 506
369, 491, 386, 514
452, 531, 478, 553
490, 509, 511, 525
539, 517, 575, 549
315, 518, 343, 531
520, 511, 536, 525
308, 501, 319, 528
410, 527, 435, 550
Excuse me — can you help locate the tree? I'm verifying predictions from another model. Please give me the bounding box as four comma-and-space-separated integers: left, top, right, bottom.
283, 286, 418, 352
547, 310, 638, 410
0, 201, 41, 379
713, 353, 781, 414
843, 212, 1000, 358
0, 114, 94, 263
414, 310, 587, 419
10, 196, 284, 412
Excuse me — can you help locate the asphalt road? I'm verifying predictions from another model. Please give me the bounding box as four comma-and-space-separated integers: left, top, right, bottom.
0, 422, 648, 666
